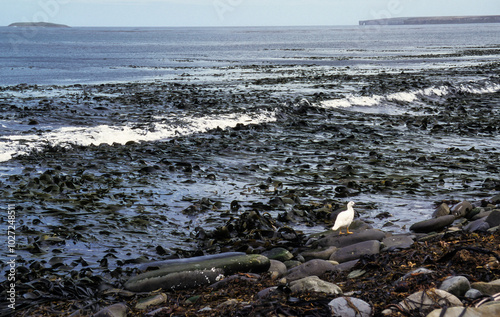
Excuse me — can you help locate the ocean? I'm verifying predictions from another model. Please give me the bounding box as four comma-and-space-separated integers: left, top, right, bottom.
1, 24, 499, 275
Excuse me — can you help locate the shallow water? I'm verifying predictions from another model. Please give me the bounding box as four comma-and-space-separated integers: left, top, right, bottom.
1, 24, 500, 278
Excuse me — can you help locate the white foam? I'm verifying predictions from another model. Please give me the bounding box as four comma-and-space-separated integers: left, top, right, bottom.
0, 111, 276, 162
321, 80, 500, 111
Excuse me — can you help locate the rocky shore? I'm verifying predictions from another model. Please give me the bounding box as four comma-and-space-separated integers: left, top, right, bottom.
6, 196, 500, 317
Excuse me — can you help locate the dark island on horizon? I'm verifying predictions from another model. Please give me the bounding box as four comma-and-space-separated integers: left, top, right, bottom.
8, 22, 70, 28
360, 15, 500, 26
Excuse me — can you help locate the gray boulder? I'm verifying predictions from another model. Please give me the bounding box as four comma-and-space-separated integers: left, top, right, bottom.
330, 240, 380, 263
471, 279, 500, 295
427, 302, 500, 317
410, 215, 455, 233
381, 235, 414, 251
485, 210, 500, 227
262, 247, 293, 262
433, 203, 450, 218
451, 201, 473, 218
268, 260, 287, 280
464, 218, 490, 232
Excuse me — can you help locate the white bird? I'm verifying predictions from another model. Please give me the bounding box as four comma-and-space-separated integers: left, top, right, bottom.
331, 201, 355, 234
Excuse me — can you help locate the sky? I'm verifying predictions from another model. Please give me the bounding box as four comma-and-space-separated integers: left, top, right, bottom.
1, 0, 499, 27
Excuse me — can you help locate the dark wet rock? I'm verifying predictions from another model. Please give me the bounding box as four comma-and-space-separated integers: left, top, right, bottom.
125, 254, 270, 292
433, 203, 450, 218
329, 240, 380, 263
427, 303, 500, 317
470, 279, 500, 295
452, 201, 473, 218
289, 276, 342, 295
485, 210, 500, 227
381, 234, 414, 251
262, 247, 293, 262
301, 246, 337, 261
286, 259, 336, 282
329, 297, 372, 317
137, 252, 246, 271
464, 218, 490, 232
93, 303, 128, 317
268, 260, 287, 280
439, 276, 471, 297
315, 229, 385, 248
135, 293, 168, 310
410, 215, 455, 233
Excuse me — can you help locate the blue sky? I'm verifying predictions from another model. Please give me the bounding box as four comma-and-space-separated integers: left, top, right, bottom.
2, 0, 499, 27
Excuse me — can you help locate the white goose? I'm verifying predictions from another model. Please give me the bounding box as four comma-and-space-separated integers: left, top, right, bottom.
331, 201, 355, 234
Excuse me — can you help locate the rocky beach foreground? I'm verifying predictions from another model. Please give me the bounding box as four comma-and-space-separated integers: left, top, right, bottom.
6, 196, 500, 316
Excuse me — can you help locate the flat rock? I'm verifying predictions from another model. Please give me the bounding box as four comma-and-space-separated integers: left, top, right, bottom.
329, 297, 372, 317
439, 276, 470, 297
286, 259, 336, 282
471, 279, 500, 295
125, 254, 270, 292
427, 302, 500, 317
381, 235, 414, 251
289, 276, 342, 295
464, 218, 490, 232
485, 210, 500, 227
316, 229, 385, 248
410, 215, 455, 233
301, 246, 337, 261
332, 259, 359, 272
329, 240, 380, 263
93, 303, 128, 317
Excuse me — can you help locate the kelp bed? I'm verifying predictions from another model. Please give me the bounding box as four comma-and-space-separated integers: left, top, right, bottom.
5, 230, 499, 317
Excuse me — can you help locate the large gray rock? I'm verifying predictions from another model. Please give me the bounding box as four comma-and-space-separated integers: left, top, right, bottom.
286, 259, 336, 282
427, 302, 500, 317
125, 254, 270, 292
410, 215, 455, 233
464, 218, 490, 232
329, 297, 372, 317
485, 210, 500, 227
439, 276, 470, 297
471, 279, 500, 295
329, 240, 380, 263
289, 276, 342, 295
316, 229, 385, 248
381, 235, 414, 251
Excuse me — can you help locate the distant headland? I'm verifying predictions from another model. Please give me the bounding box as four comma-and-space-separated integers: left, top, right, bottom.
8, 22, 70, 28
360, 15, 500, 26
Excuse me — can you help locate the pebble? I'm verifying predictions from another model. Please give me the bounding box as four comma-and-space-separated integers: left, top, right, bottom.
433, 203, 450, 218
268, 259, 288, 280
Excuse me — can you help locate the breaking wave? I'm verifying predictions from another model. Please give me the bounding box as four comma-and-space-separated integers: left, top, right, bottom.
320, 79, 500, 112
0, 111, 277, 163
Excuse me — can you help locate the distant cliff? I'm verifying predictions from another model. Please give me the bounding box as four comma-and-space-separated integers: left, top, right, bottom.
8, 22, 70, 28
360, 15, 500, 26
